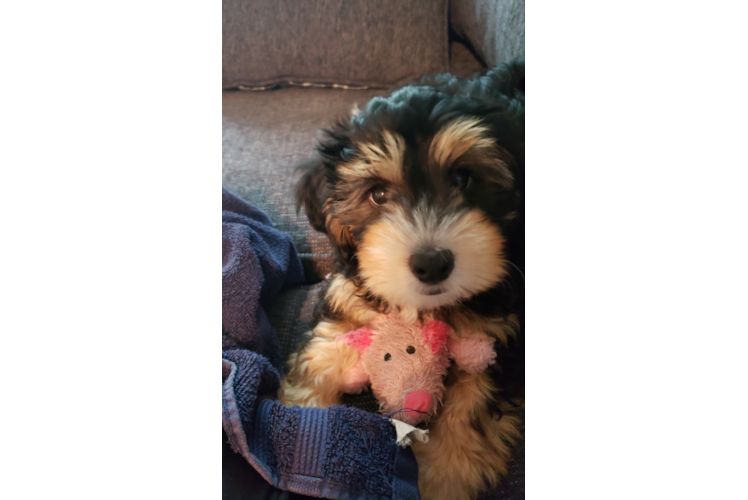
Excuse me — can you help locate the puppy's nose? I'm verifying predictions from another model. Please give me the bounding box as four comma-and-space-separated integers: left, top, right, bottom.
409, 248, 454, 284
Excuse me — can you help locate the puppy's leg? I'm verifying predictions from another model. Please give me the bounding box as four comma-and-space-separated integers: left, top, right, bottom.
413, 370, 522, 500
279, 320, 360, 408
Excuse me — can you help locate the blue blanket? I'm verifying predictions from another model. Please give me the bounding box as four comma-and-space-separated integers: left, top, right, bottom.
222, 189, 420, 500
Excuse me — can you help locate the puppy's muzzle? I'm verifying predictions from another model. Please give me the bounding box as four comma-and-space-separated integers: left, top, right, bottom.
409, 247, 454, 285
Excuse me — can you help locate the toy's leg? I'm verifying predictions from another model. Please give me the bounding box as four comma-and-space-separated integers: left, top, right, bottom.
279, 320, 360, 408
412, 369, 522, 500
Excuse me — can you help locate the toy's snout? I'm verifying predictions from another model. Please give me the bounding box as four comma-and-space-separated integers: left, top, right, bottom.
403, 390, 432, 421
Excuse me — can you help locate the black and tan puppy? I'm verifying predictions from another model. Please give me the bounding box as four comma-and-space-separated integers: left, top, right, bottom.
280, 59, 525, 500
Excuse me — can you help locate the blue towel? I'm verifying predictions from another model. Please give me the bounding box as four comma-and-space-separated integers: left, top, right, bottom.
222, 189, 420, 500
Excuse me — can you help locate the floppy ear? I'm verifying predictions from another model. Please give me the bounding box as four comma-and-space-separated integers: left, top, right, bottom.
295, 156, 332, 234
295, 125, 358, 266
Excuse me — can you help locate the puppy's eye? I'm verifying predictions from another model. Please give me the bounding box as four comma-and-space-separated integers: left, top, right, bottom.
406, 346, 415, 354
452, 168, 471, 190
384, 353, 391, 361
369, 187, 388, 206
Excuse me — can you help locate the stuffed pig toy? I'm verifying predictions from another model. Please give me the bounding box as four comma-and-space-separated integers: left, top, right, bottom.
339, 317, 496, 426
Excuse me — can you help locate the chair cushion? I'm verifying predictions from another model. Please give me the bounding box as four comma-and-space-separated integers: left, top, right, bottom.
223, 0, 449, 90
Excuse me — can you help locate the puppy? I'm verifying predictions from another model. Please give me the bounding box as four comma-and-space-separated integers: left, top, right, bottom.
280, 59, 525, 500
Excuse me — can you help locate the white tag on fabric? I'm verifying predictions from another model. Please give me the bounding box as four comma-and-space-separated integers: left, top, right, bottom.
391, 419, 429, 447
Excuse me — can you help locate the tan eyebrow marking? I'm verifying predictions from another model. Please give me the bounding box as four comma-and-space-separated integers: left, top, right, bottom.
338, 131, 404, 184
429, 118, 495, 168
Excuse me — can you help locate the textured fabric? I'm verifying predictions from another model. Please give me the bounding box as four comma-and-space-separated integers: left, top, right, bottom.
266, 282, 325, 363
223, 88, 384, 282
223, 0, 449, 89
223, 188, 306, 371
222, 191, 421, 499
223, 428, 318, 500
450, 0, 525, 67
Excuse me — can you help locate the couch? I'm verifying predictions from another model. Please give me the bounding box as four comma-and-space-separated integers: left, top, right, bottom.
222, 1, 525, 498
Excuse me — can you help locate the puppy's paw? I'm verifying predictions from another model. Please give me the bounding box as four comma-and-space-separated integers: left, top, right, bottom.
447, 334, 496, 373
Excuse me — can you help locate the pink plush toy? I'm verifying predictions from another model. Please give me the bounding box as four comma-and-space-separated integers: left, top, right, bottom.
340, 317, 496, 426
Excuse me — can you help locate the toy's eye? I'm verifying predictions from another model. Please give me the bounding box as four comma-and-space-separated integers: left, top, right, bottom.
369, 187, 388, 206
406, 346, 415, 354
452, 168, 471, 190
384, 353, 391, 361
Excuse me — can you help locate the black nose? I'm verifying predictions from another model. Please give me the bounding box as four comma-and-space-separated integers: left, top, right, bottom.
409, 248, 454, 284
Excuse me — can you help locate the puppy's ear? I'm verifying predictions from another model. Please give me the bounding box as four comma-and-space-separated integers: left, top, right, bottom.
295, 156, 331, 233
297, 120, 360, 268
295, 119, 353, 233
295, 154, 358, 267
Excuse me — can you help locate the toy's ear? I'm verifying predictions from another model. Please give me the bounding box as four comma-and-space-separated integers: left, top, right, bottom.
421, 320, 452, 354
340, 327, 374, 393
340, 327, 374, 352
342, 358, 370, 393
447, 334, 497, 373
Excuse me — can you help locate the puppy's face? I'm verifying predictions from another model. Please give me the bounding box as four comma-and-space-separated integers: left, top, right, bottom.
298, 88, 522, 313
